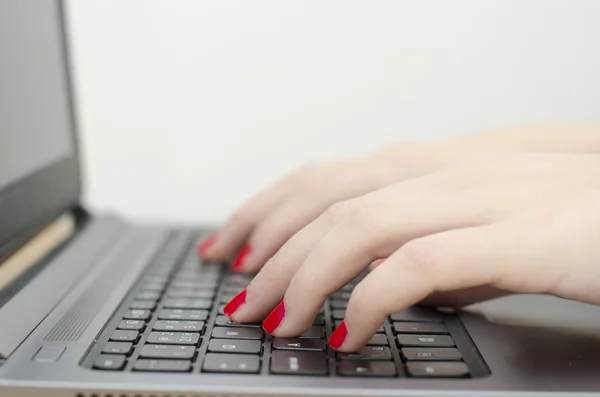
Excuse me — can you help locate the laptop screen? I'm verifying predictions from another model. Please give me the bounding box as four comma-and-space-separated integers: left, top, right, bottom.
0, 0, 81, 259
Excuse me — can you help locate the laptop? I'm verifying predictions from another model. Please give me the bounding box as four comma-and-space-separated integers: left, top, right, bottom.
2, 1, 600, 396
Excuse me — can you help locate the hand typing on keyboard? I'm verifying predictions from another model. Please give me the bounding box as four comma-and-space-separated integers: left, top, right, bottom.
197, 129, 600, 353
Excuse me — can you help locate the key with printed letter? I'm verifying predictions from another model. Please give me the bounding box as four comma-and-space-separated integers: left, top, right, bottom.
401, 347, 462, 361
162, 298, 212, 310
153, 320, 204, 332
270, 351, 328, 375
214, 315, 261, 328
110, 330, 138, 342
146, 332, 200, 345
202, 353, 260, 373
211, 327, 263, 340
117, 320, 145, 331
139, 345, 196, 359
158, 309, 209, 321
133, 359, 192, 372
273, 338, 325, 352
208, 339, 262, 354
338, 360, 397, 377
102, 342, 133, 355
397, 334, 455, 347
406, 362, 469, 378
93, 355, 126, 370
337, 346, 392, 361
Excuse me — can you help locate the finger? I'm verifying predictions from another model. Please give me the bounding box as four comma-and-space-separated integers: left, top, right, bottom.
258, 181, 491, 337
236, 196, 338, 273
419, 286, 510, 307
332, 224, 504, 351
199, 174, 295, 260
226, 209, 339, 322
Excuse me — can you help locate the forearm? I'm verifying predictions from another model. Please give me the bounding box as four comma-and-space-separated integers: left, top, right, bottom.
459, 124, 600, 154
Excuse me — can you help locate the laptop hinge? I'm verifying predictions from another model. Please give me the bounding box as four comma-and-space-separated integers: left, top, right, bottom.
0, 214, 76, 293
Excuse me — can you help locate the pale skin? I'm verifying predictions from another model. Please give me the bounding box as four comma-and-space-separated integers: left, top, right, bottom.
200, 125, 600, 352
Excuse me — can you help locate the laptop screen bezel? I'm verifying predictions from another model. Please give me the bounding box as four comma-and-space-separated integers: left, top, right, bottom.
0, 0, 82, 262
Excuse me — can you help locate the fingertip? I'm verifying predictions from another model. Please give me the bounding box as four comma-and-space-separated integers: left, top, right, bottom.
328, 320, 348, 350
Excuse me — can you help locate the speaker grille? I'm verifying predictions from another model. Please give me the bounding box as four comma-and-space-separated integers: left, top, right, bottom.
44, 294, 96, 341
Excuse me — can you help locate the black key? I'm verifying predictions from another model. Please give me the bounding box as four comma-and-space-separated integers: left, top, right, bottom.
158, 309, 209, 321
218, 304, 227, 314
139, 282, 166, 291
340, 284, 354, 292
397, 334, 454, 347
134, 359, 191, 372
211, 327, 263, 340
208, 339, 262, 354
167, 289, 215, 299
135, 291, 161, 300
401, 347, 462, 361
393, 322, 448, 334
110, 330, 139, 342
140, 345, 195, 359
214, 315, 261, 328
93, 354, 126, 370
300, 326, 324, 339
129, 300, 156, 310
102, 342, 133, 355
170, 280, 217, 289
390, 307, 442, 323
222, 286, 246, 295
123, 309, 151, 320
330, 301, 347, 309
153, 320, 204, 332
338, 360, 397, 377
271, 351, 328, 375
406, 362, 469, 378
313, 314, 324, 325
273, 338, 325, 351
162, 298, 212, 310
331, 310, 346, 320
220, 293, 238, 303
335, 320, 384, 333
143, 275, 169, 283
202, 353, 260, 373
146, 332, 200, 345
367, 334, 388, 346
117, 319, 145, 331
338, 346, 392, 361
332, 291, 352, 300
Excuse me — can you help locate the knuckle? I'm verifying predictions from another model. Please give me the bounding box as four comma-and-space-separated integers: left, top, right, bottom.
323, 200, 353, 223
345, 195, 380, 230
400, 239, 441, 279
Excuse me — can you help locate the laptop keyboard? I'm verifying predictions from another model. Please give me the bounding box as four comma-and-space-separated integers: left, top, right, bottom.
82, 230, 489, 378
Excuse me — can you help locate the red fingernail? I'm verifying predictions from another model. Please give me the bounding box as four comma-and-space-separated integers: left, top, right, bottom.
372, 258, 387, 268
262, 301, 285, 334
329, 320, 348, 350
223, 289, 247, 317
231, 245, 251, 272
196, 234, 217, 256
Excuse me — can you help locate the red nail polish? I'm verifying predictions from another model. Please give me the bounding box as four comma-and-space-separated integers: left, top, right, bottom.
223, 289, 247, 317
372, 258, 387, 268
196, 234, 217, 256
231, 245, 251, 272
329, 320, 348, 350
262, 301, 285, 334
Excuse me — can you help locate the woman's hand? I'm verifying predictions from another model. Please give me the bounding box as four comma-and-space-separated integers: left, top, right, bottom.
199, 141, 489, 272
224, 152, 600, 351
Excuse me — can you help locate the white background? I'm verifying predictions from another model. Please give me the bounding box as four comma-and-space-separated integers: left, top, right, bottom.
66, 0, 600, 224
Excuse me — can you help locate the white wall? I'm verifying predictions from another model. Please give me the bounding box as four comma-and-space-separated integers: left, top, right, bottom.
66, 0, 600, 223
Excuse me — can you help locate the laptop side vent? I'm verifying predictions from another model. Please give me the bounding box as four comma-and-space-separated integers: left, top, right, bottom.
44, 294, 96, 341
